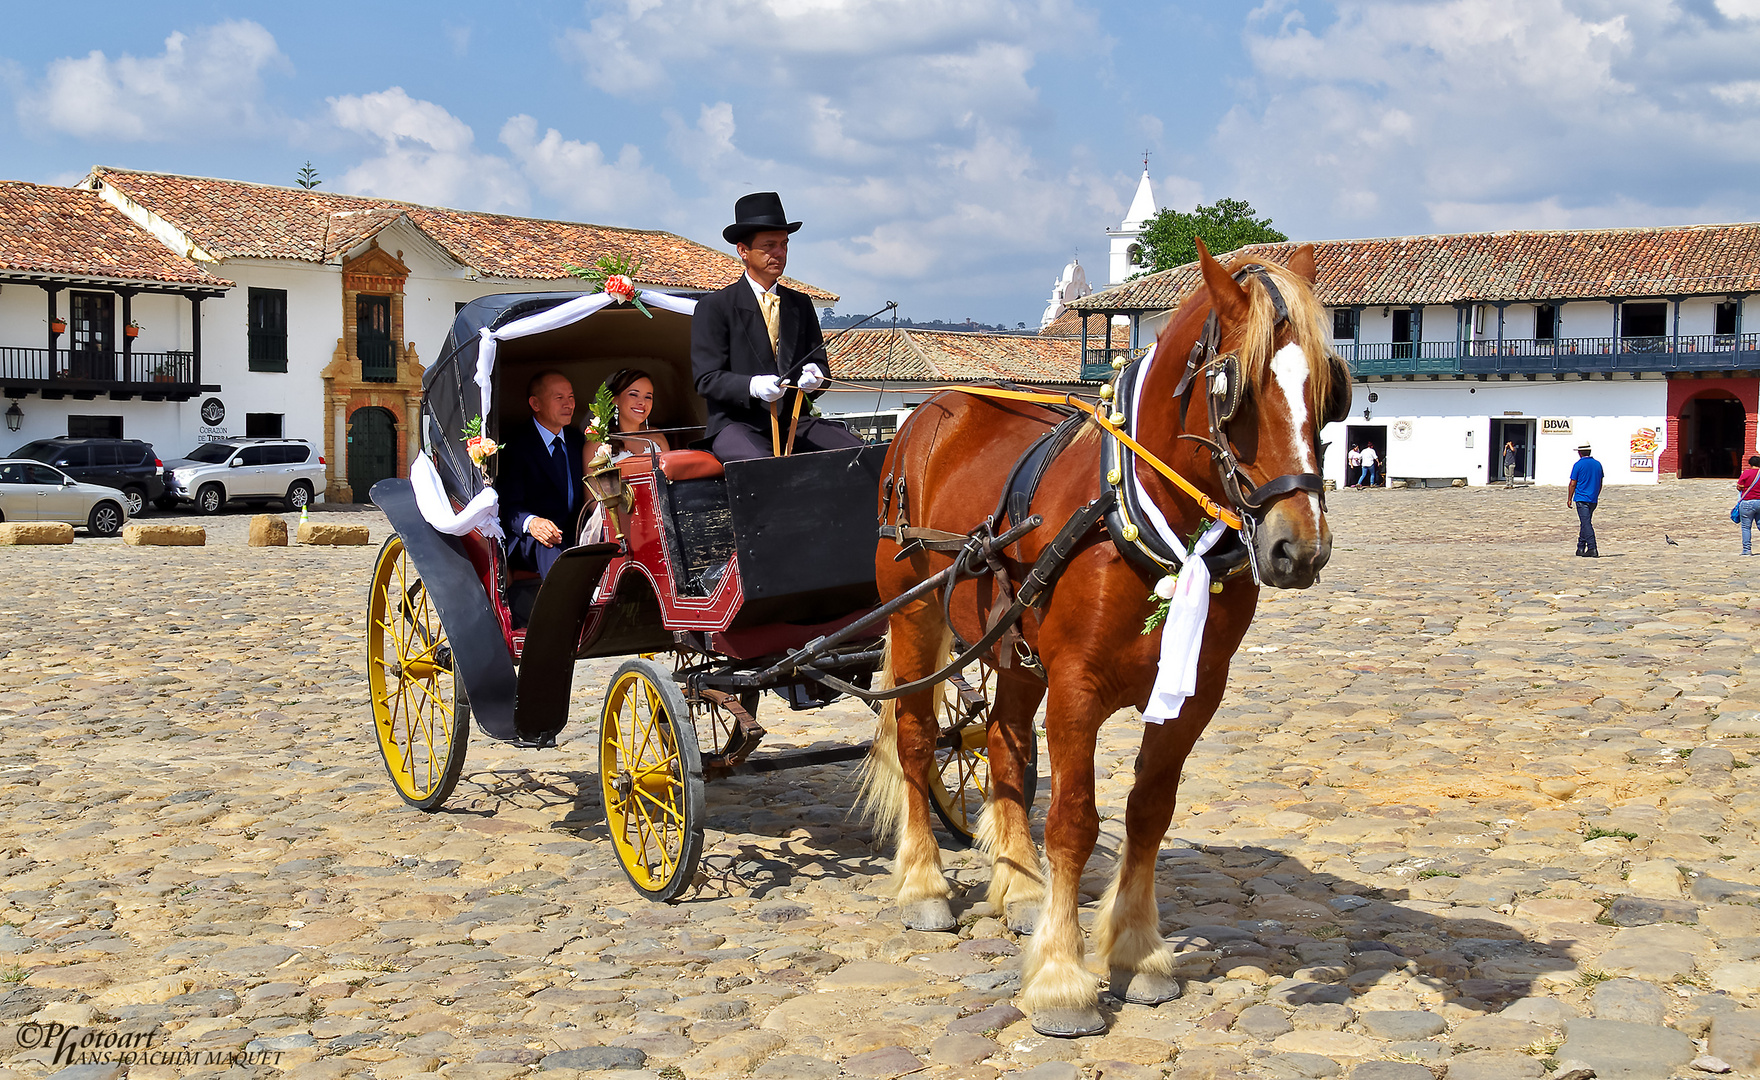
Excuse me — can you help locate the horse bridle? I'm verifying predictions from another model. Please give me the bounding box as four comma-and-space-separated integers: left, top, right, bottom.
1169, 264, 1350, 580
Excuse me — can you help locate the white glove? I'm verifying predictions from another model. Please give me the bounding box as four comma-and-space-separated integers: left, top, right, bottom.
750, 375, 786, 403
798, 363, 825, 391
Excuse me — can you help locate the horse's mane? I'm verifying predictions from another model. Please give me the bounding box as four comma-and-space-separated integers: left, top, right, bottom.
1069, 251, 1347, 456
1233, 256, 1349, 425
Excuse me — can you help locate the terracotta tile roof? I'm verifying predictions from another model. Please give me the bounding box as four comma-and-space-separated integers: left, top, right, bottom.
0, 181, 228, 288
828, 327, 1084, 384
1072, 223, 1760, 312
89, 166, 835, 301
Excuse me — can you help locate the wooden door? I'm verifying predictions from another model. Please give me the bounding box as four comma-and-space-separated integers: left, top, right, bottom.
347, 407, 398, 501
69, 292, 114, 379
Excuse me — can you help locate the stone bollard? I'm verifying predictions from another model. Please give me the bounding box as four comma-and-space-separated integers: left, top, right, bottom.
298, 522, 370, 546
249, 515, 289, 547
122, 523, 206, 547
0, 522, 75, 545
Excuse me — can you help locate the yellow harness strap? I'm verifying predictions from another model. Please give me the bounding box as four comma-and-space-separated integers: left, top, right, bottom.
818, 378, 1244, 532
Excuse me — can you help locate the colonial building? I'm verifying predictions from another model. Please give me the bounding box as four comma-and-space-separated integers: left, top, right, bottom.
1070, 223, 1760, 487
0, 167, 834, 501
0, 182, 229, 444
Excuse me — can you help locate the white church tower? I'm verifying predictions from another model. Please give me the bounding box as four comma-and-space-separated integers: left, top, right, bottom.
1039, 257, 1090, 330
1107, 169, 1158, 285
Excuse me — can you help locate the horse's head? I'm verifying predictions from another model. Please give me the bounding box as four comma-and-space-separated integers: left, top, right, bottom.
1155, 240, 1349, 589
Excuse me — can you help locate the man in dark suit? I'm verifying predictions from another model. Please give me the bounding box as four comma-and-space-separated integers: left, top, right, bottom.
692, 192, 863, 461
498, 370, 586, 579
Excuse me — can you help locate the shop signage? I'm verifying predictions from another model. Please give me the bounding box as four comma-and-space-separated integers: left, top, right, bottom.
1541, 417, 1573, 435
1630, 428, 1659, 472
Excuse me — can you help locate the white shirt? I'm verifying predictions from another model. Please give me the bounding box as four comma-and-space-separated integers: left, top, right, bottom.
1347, 448, 1361, 466
745, 274, 779, 303
1360, 446, 1379, 465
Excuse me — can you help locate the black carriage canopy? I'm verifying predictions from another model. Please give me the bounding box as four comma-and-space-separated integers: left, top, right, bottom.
422, 291, 706, 507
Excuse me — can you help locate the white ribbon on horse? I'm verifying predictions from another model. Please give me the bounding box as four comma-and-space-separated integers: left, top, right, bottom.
1143, 518, 1229, 724
412, 452, 504, 541
1121, 340, 1234, 724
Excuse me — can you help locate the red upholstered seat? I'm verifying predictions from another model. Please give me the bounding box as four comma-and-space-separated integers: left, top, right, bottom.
657, 450, 725, 481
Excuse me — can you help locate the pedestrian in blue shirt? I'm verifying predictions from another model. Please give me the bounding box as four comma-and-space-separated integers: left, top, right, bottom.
1567, 443, 1604, 557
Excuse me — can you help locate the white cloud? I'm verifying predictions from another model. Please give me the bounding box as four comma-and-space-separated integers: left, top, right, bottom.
17, 20, 287, 141
560, 0, 1123, 316
499, 115, 679, 225
328, 88, 527, 213
1219, 0, 1760, 239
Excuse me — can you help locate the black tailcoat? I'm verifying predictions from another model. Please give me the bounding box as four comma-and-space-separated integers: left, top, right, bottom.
691, 277, 824, 440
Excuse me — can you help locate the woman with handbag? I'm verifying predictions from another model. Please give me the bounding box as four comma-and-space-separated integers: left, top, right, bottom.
1736, 455, 1760, 555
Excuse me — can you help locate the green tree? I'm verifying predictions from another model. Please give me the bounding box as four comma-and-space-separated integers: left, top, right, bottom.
295, 161, 322, 190
1135, 197, 1287, 275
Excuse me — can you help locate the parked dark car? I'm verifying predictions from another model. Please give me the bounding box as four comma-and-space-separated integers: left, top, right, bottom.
10, 437, 165, 516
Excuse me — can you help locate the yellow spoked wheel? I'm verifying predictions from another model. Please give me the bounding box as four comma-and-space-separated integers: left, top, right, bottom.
600, 658, 704, 902
930, 658, 1038, 847
367, 534, 469, 811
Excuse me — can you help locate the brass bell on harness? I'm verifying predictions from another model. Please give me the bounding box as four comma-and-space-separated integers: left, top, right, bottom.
1121, 522, 1139, 542
1099, 382, 1115, 401
1106, 468, 1122, 485
1111, 357, 1127, 370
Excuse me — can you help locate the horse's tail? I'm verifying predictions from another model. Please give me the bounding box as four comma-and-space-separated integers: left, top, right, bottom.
854, 632, 907, 842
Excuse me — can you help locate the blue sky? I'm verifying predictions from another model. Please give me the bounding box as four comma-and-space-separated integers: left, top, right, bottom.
5, 1, 1760, 327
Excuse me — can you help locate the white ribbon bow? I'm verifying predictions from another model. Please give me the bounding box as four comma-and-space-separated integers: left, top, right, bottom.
1122, 342, 1234, 724
1143, 519, 1230, 724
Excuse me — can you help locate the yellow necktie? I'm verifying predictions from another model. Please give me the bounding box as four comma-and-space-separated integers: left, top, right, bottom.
758, 290, 780, 355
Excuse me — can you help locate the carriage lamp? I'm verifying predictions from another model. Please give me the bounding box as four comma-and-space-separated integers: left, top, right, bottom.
4, 403, 20, 432
584, 457, 633, 541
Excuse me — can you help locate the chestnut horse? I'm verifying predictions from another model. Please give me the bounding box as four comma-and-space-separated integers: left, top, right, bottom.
859, 241, 1346, 1036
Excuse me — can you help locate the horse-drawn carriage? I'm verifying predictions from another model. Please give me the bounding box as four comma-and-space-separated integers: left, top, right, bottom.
370, 242, 1350, 1038
366, 289, 1014, 901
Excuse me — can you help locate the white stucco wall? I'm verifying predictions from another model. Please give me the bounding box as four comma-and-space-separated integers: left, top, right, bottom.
1319, 377, 1667, 488
176, 259, 339, 456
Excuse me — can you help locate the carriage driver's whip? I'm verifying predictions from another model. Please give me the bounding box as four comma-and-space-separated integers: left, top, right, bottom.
771, 301, 899, 456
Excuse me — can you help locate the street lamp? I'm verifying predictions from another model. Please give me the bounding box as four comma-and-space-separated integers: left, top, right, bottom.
4, 403, 20, 433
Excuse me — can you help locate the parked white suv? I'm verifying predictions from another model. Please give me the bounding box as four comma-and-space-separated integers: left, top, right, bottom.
163, 439, 327, 514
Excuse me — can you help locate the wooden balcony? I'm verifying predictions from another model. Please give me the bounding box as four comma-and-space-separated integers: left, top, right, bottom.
1335, 333, 1760, 377
0, 346, 210, 400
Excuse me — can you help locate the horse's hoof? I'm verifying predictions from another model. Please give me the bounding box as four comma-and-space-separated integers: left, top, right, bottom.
1005, 903, 1040, 935
1030, 1007, 1106, 1038
1108, 968, 1183, 1006
901, 898, 957, 932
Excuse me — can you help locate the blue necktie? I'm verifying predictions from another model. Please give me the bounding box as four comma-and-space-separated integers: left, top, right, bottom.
549, 437, 570, 509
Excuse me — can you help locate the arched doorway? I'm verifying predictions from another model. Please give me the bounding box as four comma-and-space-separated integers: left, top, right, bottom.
1678, 392, 1746, 478
347, 407, 398, 501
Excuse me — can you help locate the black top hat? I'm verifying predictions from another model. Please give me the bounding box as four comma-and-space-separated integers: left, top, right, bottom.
724, 192, 802, 245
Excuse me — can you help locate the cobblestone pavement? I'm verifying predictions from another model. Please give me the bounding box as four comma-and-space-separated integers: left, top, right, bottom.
1, 483, 1759, 1080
